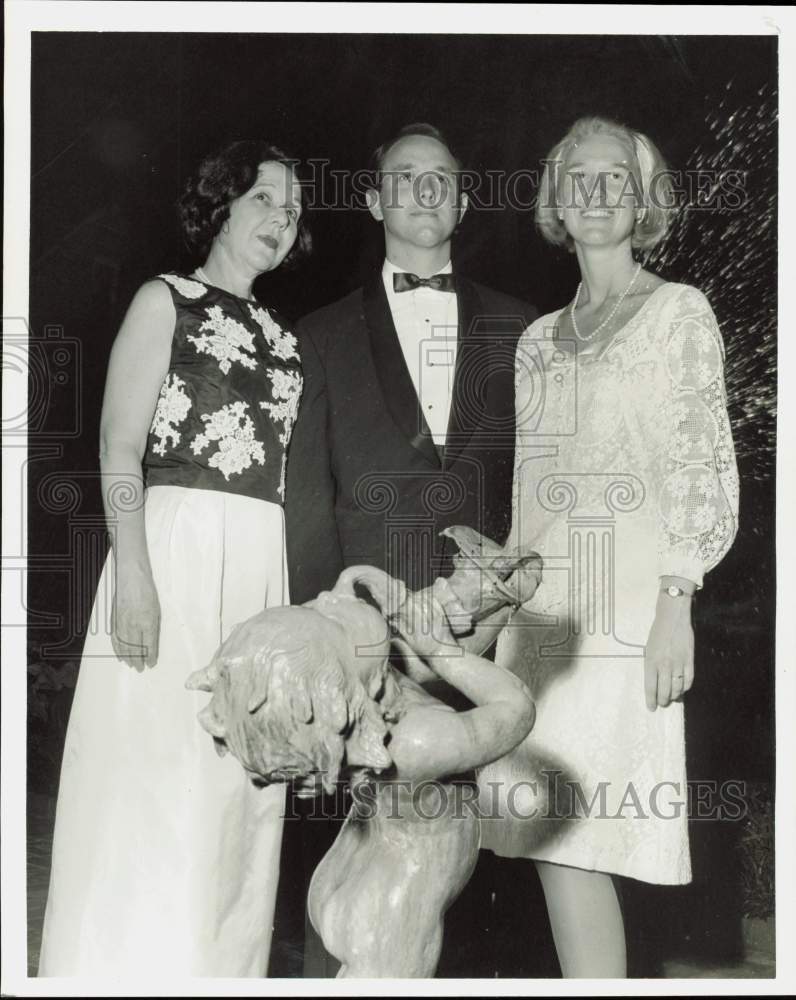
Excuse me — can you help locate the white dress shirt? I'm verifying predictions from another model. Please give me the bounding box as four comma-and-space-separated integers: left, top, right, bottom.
382, 258, 459, 447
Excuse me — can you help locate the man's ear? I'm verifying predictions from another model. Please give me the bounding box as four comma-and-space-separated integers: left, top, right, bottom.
458, 191, 469, 225
366, 187, 384, 222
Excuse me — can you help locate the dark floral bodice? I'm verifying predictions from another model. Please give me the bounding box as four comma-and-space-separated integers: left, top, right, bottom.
143, 273, 303, 503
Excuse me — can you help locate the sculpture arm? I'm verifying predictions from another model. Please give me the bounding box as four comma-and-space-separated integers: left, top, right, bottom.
450, 606, 512, 657
389, 593, 534, 779
392, 604, 511, 678
389, 652, 534, 780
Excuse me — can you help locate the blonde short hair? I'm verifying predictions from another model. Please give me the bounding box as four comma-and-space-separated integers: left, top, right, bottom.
535, 116, 675, 251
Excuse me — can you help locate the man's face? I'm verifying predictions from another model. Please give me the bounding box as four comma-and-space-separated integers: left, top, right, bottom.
368, 134, 467, 253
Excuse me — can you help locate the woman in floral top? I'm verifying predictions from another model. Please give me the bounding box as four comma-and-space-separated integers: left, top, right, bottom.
39, 141, 310, 978
477, 118, 739, 977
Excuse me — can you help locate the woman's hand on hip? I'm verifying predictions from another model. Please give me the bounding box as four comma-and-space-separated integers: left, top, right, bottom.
643, 590, 694, 711
112, 568, 161, 669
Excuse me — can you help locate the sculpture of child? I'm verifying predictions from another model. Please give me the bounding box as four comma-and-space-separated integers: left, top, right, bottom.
187, 530, 541, 977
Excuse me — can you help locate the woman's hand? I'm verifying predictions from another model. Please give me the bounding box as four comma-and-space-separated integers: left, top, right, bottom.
111, 568, 161, 669
643, 590, 694, 711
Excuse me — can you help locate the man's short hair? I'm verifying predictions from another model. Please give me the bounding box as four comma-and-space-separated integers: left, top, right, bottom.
368, 122, 464, 189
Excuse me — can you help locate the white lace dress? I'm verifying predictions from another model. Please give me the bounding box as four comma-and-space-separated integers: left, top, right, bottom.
478, 282, 739, 885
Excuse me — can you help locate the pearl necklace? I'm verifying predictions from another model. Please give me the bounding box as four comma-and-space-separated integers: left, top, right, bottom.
194, 266, 212, 285
571, 263, 642, 343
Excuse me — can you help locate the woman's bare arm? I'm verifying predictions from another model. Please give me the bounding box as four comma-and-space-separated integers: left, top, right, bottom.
99, 279, 174, 667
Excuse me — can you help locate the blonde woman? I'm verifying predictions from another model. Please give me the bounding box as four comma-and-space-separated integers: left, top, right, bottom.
479, 118, 739, 977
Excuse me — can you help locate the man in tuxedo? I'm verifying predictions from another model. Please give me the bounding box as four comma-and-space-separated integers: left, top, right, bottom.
286, 122, 537, 603
281, 123, 538, 977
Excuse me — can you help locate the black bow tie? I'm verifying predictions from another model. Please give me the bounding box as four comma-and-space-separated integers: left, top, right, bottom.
393, 272, 456, 293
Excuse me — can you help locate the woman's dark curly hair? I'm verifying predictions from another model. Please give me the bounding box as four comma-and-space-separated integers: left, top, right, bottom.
178, 140, 312, 266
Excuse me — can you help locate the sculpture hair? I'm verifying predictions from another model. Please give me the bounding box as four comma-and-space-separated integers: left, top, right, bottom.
209, 610, 394, 795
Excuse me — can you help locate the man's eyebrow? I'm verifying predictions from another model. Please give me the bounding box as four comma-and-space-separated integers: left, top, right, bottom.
385, 163, 456, 173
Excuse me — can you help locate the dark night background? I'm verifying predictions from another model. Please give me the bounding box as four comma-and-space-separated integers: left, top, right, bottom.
26, 33, 776, 977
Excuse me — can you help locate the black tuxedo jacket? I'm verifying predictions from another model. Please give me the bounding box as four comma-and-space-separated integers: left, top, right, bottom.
285, 272, 538, 603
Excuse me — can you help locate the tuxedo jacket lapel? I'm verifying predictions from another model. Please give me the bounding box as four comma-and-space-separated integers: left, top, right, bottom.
445, 277, 483, 468
363, 274, 441, 470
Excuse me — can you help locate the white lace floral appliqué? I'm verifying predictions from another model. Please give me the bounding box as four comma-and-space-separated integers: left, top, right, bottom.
261, 369, 303, 442
188, 305, 258, 375
191, 401, 266, 480
149, 374, 192, 455
159, 274, 208, 299
249, 305, 299, 362
260, 368, 303, 498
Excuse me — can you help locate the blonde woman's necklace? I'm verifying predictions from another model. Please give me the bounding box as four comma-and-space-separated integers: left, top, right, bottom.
571, 263, 642, 343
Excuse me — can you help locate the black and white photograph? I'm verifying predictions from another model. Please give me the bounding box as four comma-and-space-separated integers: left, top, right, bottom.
2, 2, 793, 994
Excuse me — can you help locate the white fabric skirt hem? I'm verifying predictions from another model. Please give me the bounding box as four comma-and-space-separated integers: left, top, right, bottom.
38, 486, 289, 978
478, 840, 692, 886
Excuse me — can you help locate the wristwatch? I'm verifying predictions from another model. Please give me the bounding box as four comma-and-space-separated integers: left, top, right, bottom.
661, 584, 693, 598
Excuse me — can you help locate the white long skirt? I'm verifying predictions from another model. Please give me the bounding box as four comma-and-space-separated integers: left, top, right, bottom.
38, 486, 288, 977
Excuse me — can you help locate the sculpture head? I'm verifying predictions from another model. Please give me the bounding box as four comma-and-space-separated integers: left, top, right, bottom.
186, 602, 400, 795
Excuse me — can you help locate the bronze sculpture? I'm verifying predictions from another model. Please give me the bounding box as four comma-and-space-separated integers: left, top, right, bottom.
187, 528, 541, 977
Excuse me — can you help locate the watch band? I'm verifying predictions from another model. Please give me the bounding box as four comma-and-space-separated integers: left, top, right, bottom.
661, 584, 693, 598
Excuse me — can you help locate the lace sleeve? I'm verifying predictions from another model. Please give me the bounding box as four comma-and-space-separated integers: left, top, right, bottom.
655, 287, 739, 587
